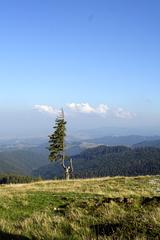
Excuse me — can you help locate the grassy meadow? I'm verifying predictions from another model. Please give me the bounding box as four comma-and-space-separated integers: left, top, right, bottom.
0, 176, 160, 239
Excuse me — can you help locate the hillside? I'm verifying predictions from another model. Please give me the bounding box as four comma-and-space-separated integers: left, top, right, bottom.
0, 141, 85, 176
0, 144, 84, 176
33, 145, 160, 179
1, 135, 160, 177
0, 176, 159, 239
133, 139, 160, 148
0, 149, 48, 175
1, 138, 160, 178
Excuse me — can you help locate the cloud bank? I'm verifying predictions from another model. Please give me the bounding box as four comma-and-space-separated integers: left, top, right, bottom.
33, 103, 136, 120
66, 103, 135, 119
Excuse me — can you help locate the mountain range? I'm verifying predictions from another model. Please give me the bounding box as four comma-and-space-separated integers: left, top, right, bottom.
0, 135, 160, 178
33, 145, 160, 179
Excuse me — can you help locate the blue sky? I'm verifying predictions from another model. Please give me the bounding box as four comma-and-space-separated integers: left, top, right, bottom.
0, 0, 160, 137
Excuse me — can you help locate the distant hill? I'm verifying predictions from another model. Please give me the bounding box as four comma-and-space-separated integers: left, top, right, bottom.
33, 145, 160, 179
1, 136, 160, 177
0, 142, 86, 176
0, 137, 47, 152
0, 141, 83, 176
0, 149, 48, 175
84, 135, 160, 146
73, 127, 160, 139
133, 139, 160, 149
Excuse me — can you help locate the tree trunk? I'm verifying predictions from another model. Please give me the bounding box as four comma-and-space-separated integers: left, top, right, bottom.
62, 158, 73, 180
65, 167, 70, 180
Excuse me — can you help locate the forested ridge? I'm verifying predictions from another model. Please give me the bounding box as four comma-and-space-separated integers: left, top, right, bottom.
33, 145, 160, 179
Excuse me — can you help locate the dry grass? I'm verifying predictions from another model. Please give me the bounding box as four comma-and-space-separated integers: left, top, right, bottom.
0, 176, 159, 239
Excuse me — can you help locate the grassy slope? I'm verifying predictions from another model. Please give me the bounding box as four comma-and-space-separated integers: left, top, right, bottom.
0, 176, 160, 240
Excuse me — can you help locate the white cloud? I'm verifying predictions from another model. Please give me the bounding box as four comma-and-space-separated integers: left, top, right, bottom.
67, 103, 94, 113
33, 103, 136, 120
66, 103, 109, 114
34, 105, 59, 114
114, 107, 136, 119
96, 104, 110, 113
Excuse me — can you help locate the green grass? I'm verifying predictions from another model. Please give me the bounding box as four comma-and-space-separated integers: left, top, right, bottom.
0, 176, 160, 239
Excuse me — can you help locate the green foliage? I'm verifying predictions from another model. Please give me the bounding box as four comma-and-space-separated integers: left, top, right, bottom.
0, 174, 41, 184
73, 145, 160, 178
48, 110, 67, 162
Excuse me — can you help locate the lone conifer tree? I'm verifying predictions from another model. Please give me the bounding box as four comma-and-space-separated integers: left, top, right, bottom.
48, 109, 73, 180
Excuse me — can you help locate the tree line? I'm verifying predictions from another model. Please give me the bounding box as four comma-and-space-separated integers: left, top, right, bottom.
0, 174, 41, 184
